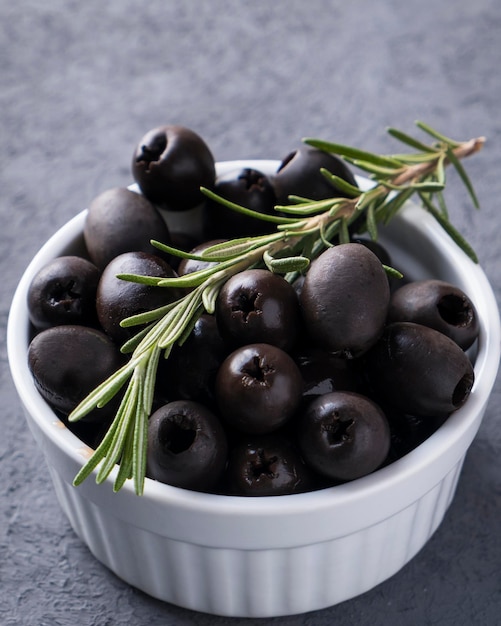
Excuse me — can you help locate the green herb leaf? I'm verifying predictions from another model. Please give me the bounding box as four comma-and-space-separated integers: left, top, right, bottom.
303, 138, 403, 168
387, 127, 438, 153
263, 249, 310, 273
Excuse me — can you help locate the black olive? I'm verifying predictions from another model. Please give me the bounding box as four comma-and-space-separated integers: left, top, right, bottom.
96, 251, 179, 345
158, 314, 229, 408
202, 167, 277, 239
131, 125, 216, 211
365, 322, 475, 417
215, 343, 303, 434
27, 255, 100, 330
300, 243, 390, 358
28, 325, 124, 416
147, 400, 227, 491
225, 433, 314, 496
387, 279, 479, 350
272, 146, 358, 206
384, 408, 448, 463
351, 237, 392, 267
84, 187, 171, 270
294, 348, 359, 402
297, 391, 391, 482
216, 268, 302, 352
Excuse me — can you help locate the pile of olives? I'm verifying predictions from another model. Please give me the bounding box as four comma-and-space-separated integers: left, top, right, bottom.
27, 125, 479, 496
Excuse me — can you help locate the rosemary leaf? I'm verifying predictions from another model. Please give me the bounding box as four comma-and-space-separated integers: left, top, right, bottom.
338, 218, 350, 244
415, 121, 462, 147
150, 240, 211, 261
263, 249, 310, 273
303, 138, 403, 168
383, 180, 445, 193
113, 420, 135, 492
96, 378, 138, 483
446, 147, 480, 208
387, 127, 438, 153
275, 198, 337, 215
383, 264, 404, 280
200, 233, 282, 260
319, 169, 362, 197
365, 201, 378, 240
116, 274, 165, 287
379, 187, 415, 224
158, 289, 204, 349
389, 152, 443, 164
72, 406, 124, 486
201, 187, 297, 224
420, 195, 478, 262
347, 159, 406, 177
69, 360, 136, 421
133, 377, 149, 496
120, 300, 182, 328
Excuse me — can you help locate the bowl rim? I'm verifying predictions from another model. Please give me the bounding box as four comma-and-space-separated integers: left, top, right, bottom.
7, 160, 501, 545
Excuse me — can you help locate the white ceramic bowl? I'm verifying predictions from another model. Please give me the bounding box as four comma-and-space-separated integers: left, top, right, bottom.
8, 161, 501, 618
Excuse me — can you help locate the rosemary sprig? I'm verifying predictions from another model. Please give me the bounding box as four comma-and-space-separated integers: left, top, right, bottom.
68, 121, 485, 495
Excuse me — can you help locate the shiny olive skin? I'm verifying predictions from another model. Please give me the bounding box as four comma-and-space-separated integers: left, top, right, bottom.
84, 187, 171, 270
132, 125, 216, 211
27, 324, 124, 416
160, 314, 229, 408
298, 391, 391, 482
96, 251, 179, 345
351, 238, 392, 267
203, 167, 277, 240
226, 434, 314, 496
216, 269, 301, 352
385, 408, 448, 463
272, 146, 358, 206
215, 343, 303, 434
365, 322, 475, 417
300, 243, 390, 357
146, 400, 228, 491
387, 279, 479, 350
27, 255, 100, 330
294, 348, 359, 402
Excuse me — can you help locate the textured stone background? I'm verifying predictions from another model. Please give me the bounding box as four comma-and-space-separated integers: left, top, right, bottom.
1, 1, 501, 624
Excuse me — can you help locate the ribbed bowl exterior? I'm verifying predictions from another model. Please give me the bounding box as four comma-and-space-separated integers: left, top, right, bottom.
46, 456, 464, 618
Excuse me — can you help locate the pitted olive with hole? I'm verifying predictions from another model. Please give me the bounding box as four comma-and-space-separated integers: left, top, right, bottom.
132, 125, 216, 211
147, 400, 228, 492
215, 343, 303, 434
365, 321, 475, 417
216, 268, 302, 352
225, 434, 314, 496
387, 279, 479, 350
27, 255, 100, 330
297, 391, 391, 482
203, 167, 277, 239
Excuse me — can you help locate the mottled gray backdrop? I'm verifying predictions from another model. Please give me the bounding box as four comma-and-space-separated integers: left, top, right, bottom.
1, 1, 501, 624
